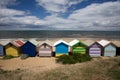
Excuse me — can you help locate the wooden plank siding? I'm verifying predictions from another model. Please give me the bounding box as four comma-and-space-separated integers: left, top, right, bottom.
73, 47, 86, 54
37, 43, 52, 57
55, 43, 69, 56
71, 42, 87, 54
88, 42, 102, 57
0, 45, 4, 56
5, 43, 20, 57
104, 44, 116, 57
21, 41, 37, 57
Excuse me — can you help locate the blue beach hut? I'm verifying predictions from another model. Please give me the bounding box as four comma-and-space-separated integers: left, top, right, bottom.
0, 40, 9, 56
21, 39, 38, 57
54, 40, 69, 56
0, 44, 4, 56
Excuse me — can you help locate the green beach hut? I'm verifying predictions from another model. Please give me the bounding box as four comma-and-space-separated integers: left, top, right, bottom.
69, 39, 87, 54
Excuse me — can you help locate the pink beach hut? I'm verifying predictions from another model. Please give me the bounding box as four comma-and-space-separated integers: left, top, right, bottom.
37, 40, 53, 57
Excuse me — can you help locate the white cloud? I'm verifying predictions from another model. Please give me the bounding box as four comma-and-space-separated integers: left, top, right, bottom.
68, 1, 120, 30
0, 8, 26, 17
32, 1, 120, 30
0, 0, 26, 17
0, 1, 120, 31
0, 0, 17, 8
36, 0, 84, 13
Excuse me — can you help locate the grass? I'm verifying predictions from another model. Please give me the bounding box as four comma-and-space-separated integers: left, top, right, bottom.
2, 55, 15, 60
0, 56, 120, 80
0, 68, 22, 80
108, 68, 120, 80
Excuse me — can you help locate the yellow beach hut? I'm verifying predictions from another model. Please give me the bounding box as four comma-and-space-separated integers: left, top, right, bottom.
5, 40, 24, 57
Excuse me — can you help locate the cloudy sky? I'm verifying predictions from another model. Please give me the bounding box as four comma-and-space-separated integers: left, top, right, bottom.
0, 0, 120, 30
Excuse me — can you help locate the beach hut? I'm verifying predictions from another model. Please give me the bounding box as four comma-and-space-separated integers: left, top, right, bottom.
0, 44, 4, 56
0, 40, 10, 56
112, 41, 120, 56
69, 39, 87, 54
5, 40, 24, 57
37, 40, 52, 57
21, 39, 38, 57
98, 40, 117, 57
88, 42, 103, 57
54, 40, 69, 56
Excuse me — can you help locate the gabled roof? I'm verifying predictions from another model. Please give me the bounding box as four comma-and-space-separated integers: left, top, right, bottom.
37, 39, 52, 46
54, 40, 69, 46
82, 40, 94, 46
69, 39, 79, 46
28, 39, 38, 46
112, 40, 120, 47
89, 42, 102, 47
98, 40, 110, 47
0, 40, 10, 46
11, 40, 24, 47
104, 42, 117, 48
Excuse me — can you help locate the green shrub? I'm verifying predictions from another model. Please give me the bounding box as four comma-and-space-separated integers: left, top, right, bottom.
56, 53, 91, 64
73, 53, 91, 62
56, 55, 76, 64
3, 55, 14, 60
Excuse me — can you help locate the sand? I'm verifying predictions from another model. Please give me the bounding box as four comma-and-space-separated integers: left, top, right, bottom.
0, 57, 62, 73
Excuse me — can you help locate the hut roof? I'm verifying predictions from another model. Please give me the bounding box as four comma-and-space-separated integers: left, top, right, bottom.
11, 40, 24, 47
54, 40, 69, 46
104, 42, 117, 48
37, 40, 52, 46
82, 40, 95, 46
112, 40, 120, 47
0, 40, 10, 46
98, 40, 110, 47
69, 39, 79, 46
28, 39, 38, 46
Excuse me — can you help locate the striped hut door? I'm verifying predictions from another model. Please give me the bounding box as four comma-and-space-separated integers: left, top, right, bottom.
89, 44, 101, 56
39, 44, 52, 56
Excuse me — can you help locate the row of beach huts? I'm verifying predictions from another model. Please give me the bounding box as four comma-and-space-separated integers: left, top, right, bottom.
0, 39, 120, 57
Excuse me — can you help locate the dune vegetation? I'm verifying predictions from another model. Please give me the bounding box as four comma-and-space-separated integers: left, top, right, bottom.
0, 56, 120, 80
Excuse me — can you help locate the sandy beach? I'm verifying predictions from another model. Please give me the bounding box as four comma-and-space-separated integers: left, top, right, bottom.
0, 38, 120, 72
0, 57, 62, 73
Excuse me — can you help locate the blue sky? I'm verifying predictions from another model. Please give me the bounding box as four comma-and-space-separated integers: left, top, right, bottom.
0, 0, 120, 30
